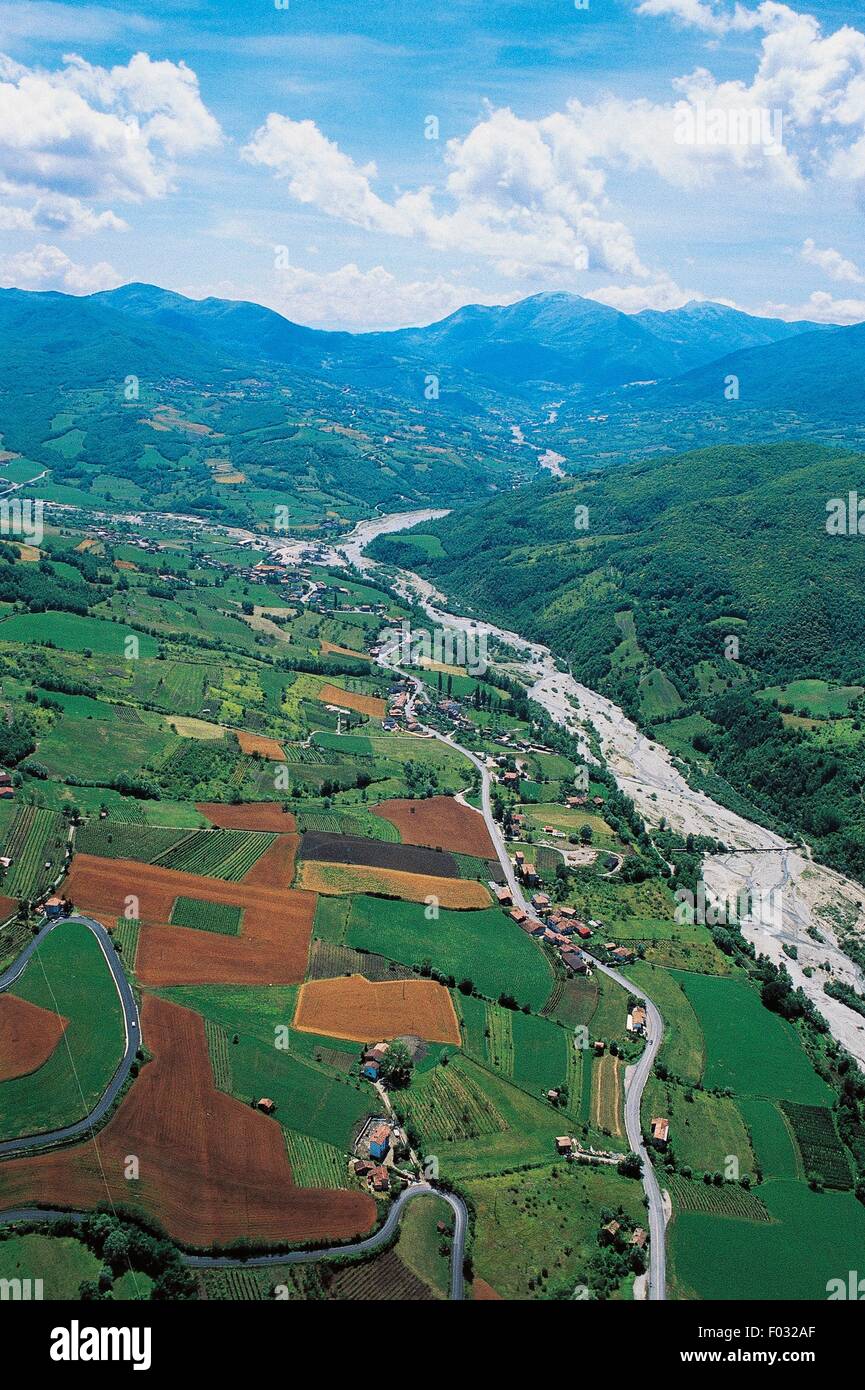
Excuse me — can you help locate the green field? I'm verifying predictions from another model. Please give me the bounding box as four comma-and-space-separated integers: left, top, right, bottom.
345, 896, 553, 1011
673, 973, 833, 1104
0, 1233, 153, 1301
0, 611, 158, 657
670, 1180, 865, 1300
644, 1076, 755, 1177
466, 1162, 645, 1300
395, 1193, 452, 1297
0, 920, 124, 1139
738, 1097, 801, 1181
170, 896, 243, 936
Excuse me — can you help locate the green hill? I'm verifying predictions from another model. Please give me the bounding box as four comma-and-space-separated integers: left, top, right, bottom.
371, 441, 865, 884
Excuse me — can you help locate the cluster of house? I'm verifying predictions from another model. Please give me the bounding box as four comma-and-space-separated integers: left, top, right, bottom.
602, 1219, 647, 1249
0, 770, 14, 801
351, 1116, 404, 1193
381, 680, 426, 733
361, 1041, 390, 1081
507, 893, 593, 975
565, 794, 606, 810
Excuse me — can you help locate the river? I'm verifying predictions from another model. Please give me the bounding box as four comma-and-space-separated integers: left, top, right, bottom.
322, 508, 865, 1068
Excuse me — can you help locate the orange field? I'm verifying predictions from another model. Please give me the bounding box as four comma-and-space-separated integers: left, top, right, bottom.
63, 855, 315, 986
295, 860, 490, 907
318, 683, 385, 717
236, 731, 286, 760
0, 996, 376, 1246
373, 795, 497, 859
473, 1278, 503, 1300
293, 976, 461, 1045
241, 834, 299, 888
320, 640, 370, 661
0, 995, 68, 1082
196, 802, 297, 831
0, 893, 18, 924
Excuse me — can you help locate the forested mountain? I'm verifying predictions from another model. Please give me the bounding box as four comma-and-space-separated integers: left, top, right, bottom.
371, 442, 865, 883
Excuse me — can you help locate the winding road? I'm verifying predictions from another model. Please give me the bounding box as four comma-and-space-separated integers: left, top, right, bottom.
0, 913, 140, 1158
0, 913, 468, 1297
0, 1185, 468, 1300
378, 641, 668, 1300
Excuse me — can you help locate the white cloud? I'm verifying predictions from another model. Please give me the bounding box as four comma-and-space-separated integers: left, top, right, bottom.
0, 49, 220, 234
0, 182, 126, 234
184, 261, 516, 332
0, 241, 120, 292
242, 107, 651, 280
762, 289, 865, 324
801, 238, 864, 284
587, 276, 709, 312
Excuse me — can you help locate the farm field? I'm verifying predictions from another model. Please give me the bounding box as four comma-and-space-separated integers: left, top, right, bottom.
236, 731, 285, 759
317, 684, 385, 717
396, 1054, 581, 1178
466, 1162, 645, 1300
293, 976, 461, 1044
345, 896, 553, 1010
0, 994, 68, 1083
673, 973, 833, 1104
63, 855, 315, 986
737, 1098, 801, 1181
196, 803, 297, 831
0, 920, 123, 1140
296, 860, 490, 908
1, 807, 67, 899
392, 1193, 453, 1298
0, 996, 376, 1247
643, 1077, 755, 1176
299, 830, 460, 878
625, 961, 704, 1086
669, 1180, 865, 1300
372, 796, 497, 859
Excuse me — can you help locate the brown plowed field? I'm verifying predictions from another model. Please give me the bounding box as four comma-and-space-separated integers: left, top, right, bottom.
473, 1278, 503, 1300
236, 731, 286, 760
318, 684, 385, 718
196, 803, 297, 832
0, 893, 18, 923
63, 855, 314, 986
0, 995, 68, 1082
0, 996, 375, 1246
373, 796, 497, 859
300, 831, 459, 878
320, 641, 370, 662
296, 861, 490, 908
242, 834, 299, 888
293, 976, 461, 1045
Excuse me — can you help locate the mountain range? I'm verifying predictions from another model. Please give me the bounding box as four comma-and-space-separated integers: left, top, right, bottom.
0, 281, 862, 526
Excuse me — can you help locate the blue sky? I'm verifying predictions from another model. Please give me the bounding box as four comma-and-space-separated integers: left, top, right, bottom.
0, 0, 864, 328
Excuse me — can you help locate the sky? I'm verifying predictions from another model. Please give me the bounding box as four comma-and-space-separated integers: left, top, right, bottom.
0, 0, 864, 329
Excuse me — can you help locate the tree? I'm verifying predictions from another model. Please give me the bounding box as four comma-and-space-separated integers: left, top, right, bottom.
378, 1040, 413, 1089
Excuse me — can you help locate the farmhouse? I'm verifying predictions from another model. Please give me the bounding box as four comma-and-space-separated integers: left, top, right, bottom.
256, 1098, 276, 1115
369, 1124, 391, 1161
628, 1006, 647, 1035
509, 907, 527, 925
631, 1228, 647, 1248
556, 1136, 574, 1155
362, 1063, 380, 1080
369, 1166, 390, 1192
494, 885, 513, 907
651, 1117, 670, 1147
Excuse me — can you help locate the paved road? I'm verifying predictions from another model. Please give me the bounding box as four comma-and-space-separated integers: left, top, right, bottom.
0, 913, 140, 1158
0, 1185, 469, 1300
589, 958, 666, 1301
379, 644, 667, 1300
